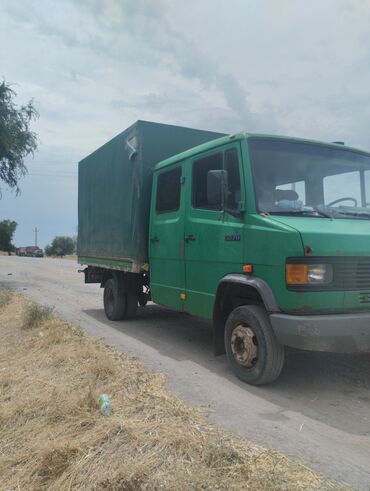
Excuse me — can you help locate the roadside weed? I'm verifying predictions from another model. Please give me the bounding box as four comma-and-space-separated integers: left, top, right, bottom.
22, 303, 54, 329
0, 287, 11, 309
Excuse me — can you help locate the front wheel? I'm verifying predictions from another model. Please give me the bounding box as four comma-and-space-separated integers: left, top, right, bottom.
225, 305, 284, 385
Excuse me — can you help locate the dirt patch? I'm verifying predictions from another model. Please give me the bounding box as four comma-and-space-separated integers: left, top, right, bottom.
0, 287, 348, 490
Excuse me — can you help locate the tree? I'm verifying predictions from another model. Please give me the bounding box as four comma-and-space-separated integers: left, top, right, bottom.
45, 236, 75, 257
0, 220, 17, 254
44, 244, 53, 257
0, 80, 38, 194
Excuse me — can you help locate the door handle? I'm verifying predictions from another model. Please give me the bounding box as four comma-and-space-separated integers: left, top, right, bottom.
184, 234, 196, 243
150, 236, 160, 244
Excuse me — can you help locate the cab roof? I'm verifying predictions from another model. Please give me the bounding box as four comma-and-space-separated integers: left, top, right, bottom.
154, 132, 370, 171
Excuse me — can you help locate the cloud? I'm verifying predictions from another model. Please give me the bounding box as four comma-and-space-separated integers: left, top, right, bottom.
3, 0, 370, 142
7, 0, 261, 129
101, 0, 258, 126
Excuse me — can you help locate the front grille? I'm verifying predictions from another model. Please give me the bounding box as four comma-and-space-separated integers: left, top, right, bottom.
287, 256, 370, 291
334, 258, 370, 290
359, 292, 370, 304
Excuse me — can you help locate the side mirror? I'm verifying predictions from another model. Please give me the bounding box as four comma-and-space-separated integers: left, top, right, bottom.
207, 170, 228, 206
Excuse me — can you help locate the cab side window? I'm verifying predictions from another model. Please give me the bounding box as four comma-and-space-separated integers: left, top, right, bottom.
192, 149, 241, 210
156, 167, 181, 213
192, 153, 223, 209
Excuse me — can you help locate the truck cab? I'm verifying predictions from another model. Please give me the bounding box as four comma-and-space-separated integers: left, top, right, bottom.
148, 133, 370, 384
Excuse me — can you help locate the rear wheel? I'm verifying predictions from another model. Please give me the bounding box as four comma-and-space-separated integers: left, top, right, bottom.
225, 304, 284, 385
103, 278, 137, 321
125, 293, 138, 319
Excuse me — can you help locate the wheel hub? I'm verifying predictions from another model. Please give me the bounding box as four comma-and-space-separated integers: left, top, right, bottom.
231, 324, 258, 368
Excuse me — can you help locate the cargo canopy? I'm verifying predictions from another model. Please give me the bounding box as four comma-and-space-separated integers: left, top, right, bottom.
78, 120, 224, 271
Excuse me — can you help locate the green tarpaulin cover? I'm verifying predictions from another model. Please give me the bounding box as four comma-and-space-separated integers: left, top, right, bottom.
78, 120, 224, 270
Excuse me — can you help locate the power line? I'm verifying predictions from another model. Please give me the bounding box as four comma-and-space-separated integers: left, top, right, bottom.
27, 173, 77, 178
25, 160, 78, 167
28, 170, 77, 174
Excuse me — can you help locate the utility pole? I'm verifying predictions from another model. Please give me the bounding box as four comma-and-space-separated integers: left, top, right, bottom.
34, 227, 38, 247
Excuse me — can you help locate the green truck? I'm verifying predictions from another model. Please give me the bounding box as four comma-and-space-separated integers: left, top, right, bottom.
78, 120, 370, 385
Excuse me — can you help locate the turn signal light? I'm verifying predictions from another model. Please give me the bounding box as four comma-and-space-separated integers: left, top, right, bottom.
286, 263, 333, 285
286, 264, 308, 285
243, 264, 253, 273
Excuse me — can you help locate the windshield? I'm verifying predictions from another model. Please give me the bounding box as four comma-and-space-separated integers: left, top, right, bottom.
249, 138, 370, 219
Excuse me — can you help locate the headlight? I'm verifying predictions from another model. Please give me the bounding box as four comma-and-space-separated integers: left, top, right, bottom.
286, 263, 333, 285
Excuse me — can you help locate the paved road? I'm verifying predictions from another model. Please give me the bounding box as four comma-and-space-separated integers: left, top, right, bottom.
1, 256, 369, 489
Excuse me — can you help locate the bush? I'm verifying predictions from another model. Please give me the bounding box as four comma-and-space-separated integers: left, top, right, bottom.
44, 236, 76, 257
44, 244, 53, 257
22, 303, 53, 329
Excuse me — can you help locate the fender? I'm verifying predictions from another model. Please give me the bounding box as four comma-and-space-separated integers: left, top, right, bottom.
213, 274, 280, 355
101, 270, 142, 295
217, 274, 279, 312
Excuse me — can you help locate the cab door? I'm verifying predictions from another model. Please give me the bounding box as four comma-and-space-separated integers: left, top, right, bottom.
149, 164, 185, 311
183, 144, 245, 318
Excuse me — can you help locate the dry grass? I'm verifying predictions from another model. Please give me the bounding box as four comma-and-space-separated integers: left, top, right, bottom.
47, 254, 77, 261
0, 287, 349, 491
64, 254, 77, 261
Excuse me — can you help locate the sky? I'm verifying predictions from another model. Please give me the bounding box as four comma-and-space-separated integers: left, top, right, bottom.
1, 0, 370, 248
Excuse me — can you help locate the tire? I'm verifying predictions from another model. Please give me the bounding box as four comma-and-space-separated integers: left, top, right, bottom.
225, 304, 284, 385
125, 294, 138, 319
103, 278, 138, 321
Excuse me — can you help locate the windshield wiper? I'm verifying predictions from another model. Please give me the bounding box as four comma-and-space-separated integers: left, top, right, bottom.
268, 209, 332, 218
333, 210, 370, 219
312, 208, 333, 219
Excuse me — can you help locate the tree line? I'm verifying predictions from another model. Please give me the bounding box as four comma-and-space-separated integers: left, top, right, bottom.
0, 220, 76, 257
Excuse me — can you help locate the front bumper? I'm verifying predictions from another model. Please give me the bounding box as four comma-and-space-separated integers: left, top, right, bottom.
270, 312, 370, 352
